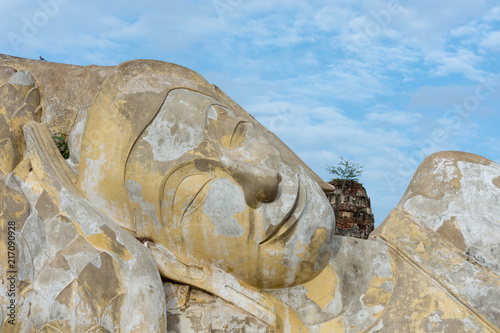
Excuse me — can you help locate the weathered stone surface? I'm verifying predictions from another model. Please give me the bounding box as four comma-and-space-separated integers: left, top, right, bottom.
0, 120, 167, 331
166, 287, 270, 332
0, 54, 114, 136
372, 151, 500, 330
0, 55, 499, 332
0, 68, 41, 175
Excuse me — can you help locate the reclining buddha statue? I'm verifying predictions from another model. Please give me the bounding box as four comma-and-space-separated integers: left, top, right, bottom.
0, 54, 499, 332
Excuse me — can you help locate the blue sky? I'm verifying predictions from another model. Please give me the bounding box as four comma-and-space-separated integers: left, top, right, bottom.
2, 0, 500, 226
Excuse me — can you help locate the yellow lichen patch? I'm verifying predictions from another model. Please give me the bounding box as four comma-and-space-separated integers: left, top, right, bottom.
473, 270, 499, 285
164, 282, 190, 310
437, 216, 466, 252
78, 252, 126, 317
24, 168, 44, 197
265, 293, 308, 333
72, 220, 86, 237
1, 189, 29, 227
50, 279, 99, 332
295, 228, 329, 262
0, 138, 21, 174
415, 241, 426, 254
291, 227, 330, 284
493, 176, 500, 189
398, 153, 468, 202
410, 288, 469, 322
376, 209, 466, 271
220, 132, 233, 148
362, 276, 393, 313
450, 177, 461, 190
318, 318, 345, 333
378, 254, 486, 332
101, 293, 126, 330
302, 264, 338, 310
87, 225, 132, 261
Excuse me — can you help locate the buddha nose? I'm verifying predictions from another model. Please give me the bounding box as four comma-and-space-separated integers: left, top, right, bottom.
224, 159, 281, 208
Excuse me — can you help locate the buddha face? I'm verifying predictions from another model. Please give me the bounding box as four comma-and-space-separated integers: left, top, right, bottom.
125, 88, 335, 289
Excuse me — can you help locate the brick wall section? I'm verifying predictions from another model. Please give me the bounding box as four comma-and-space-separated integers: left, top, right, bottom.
326, 179, 375, 239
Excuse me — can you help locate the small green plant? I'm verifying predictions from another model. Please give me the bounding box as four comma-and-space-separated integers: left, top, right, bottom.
326, 156, 364, 182
53, 133, 70, 159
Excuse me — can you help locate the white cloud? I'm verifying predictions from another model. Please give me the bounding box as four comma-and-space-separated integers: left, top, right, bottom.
481, 31, 500, 50
484, 5, 500, 21
313, 5, 354, 32
365, 111, 423, 126
425, 49, 485, 80
410, 85, 476, 109
450, 23, 481, 38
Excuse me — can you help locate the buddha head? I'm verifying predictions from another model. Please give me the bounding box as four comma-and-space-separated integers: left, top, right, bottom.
77, 60, 335, 289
